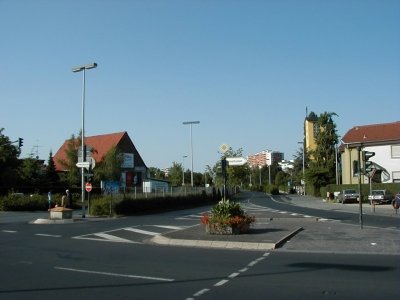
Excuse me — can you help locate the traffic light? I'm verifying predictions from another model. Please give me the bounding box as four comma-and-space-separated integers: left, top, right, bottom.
362, 150, 375, 174
18, 137, 23, 148
221, 157, 227, 176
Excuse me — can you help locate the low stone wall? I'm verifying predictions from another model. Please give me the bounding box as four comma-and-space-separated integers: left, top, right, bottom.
48, 207, 73, 220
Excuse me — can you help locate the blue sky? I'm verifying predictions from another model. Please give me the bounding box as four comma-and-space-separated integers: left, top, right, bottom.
1, 0, 399, 172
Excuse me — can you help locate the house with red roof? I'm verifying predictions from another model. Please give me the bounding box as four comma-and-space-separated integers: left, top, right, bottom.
53, 131, 148, 187
340, 121, 400, 184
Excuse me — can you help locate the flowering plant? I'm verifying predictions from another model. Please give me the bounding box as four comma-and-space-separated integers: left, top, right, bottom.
201, 199, 255, 234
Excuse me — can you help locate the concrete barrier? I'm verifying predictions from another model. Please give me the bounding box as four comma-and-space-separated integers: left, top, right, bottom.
48, 207, 73, 220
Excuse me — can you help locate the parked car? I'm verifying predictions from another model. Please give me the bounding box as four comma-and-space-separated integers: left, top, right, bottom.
368, 190, 393, 204
337, 189, 360, 204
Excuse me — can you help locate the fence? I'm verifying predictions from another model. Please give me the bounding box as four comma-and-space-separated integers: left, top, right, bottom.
107, 185, 240, 200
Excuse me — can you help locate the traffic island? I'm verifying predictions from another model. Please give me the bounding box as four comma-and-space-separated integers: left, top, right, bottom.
48, 207, 73, 220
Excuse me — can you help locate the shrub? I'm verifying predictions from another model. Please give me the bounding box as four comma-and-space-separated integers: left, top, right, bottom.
201, 199, 255, 230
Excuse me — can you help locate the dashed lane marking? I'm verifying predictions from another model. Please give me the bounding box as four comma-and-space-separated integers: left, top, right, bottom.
35, 233, 62, 238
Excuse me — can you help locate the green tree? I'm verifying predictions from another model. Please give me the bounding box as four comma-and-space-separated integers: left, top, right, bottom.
148, 167, 166, 180
57, 134, 80, 186
19, 155, 43, 185
94, 146, 123, 182
168, 162, 183, 186
45, 151, 59, 187
0, 128, 20, 186
210, 147, 250, 189
306, 111, 339, 195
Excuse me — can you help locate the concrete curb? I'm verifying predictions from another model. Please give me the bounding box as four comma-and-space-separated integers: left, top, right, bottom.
150, 226, 303, 251
31, 218, 75, 224
274, 226, 304, 248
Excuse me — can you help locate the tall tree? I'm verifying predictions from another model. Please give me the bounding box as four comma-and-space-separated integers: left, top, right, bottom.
19, 155, 42, 185
0, 128, 20, 186
168, 162, 183, 186
94, 146, 123, 182
307, 111, 339, 194
45, 151, 59, 187
148, 167, 166, 180
57, 134, 80, 186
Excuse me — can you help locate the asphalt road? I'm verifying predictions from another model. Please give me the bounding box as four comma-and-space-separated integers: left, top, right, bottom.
0, 191, 399, 300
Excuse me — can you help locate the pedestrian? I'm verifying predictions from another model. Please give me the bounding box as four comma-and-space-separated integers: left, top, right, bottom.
61, 194, 66, 207
66, 189, 72, 208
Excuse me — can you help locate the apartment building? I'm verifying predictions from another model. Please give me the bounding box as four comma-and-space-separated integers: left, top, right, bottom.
247, 150, 284, 168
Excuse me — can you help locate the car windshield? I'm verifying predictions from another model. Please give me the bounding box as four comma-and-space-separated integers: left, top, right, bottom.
372, 190, 384, 196
345, 190, 356, 194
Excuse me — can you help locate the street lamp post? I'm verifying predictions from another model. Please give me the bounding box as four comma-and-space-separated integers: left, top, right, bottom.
72, 62, 97, 218
182, 121, 200, 187
182, 155, 187, 186
298, 141, 305, 195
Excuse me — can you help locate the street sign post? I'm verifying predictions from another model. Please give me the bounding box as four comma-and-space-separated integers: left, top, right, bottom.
85, 182, 92, 193
76, 161, 90, 169
226, 157, 247, 166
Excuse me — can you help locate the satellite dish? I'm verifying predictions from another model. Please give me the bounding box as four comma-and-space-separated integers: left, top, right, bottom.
219, 144, 229, 154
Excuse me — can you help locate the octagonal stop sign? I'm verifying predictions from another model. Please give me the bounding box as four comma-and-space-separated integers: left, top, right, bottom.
85, 182, 92, 192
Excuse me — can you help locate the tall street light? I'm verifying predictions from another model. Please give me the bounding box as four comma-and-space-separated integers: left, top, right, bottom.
72, 62, 97, 218
298, 141, 305, 195
182, 155, 187, 186
182, 121, 200, 187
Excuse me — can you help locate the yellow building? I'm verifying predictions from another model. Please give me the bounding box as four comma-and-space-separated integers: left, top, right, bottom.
304, 113, 319, 154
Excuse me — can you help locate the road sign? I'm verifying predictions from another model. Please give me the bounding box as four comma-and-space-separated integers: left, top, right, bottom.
76, 161, 90, 169
226, 157, 247, 166
219, 143, 229, 154
85, 182, 92, 192
90, 157, 96, 169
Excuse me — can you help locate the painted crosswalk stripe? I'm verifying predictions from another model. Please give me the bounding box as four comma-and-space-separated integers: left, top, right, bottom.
93, 233, 138, 243
152, 225, 186, 230
123, 227, 159, 236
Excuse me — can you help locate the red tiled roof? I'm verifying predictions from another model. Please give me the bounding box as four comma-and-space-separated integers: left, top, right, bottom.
342, 121, 400, 146
53, 131, 128, 171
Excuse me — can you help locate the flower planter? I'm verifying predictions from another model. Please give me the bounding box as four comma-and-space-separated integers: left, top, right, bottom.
205, 223, 250, 235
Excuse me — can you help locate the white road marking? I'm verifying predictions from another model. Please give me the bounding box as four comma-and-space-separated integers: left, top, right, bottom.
123, 227, 159, 236
193, 288, 210, 296
55, 267, 174, 282
2, 230, 17, 233
228, 272, 240, 278
93, 233, 139, 243
214, 279, 229, 287
151, 225, 186, 230
35, 233, 62, 238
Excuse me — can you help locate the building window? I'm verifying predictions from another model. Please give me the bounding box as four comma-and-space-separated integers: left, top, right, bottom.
393, 171, 400, 183
352, 160, 360, 176
391, 145, 400, 158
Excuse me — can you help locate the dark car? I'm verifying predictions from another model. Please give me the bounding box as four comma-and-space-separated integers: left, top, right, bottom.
338, 189, 360, 204
368, 190, 393, 204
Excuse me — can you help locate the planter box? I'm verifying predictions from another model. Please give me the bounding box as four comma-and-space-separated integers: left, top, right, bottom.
48, 207, 73, 220
205, 223, 250, 235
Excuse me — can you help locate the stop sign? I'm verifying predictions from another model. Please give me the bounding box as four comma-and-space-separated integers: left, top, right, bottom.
85, 182, 92, 192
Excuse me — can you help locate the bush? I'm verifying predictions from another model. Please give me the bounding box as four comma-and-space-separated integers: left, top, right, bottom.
1, 193, 48, 211
90, 196, 114, 216
265, 185, 279, 195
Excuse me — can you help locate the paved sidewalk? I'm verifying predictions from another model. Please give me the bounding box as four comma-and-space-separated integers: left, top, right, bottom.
277, 194, 400, 217
151, 194, 400, 253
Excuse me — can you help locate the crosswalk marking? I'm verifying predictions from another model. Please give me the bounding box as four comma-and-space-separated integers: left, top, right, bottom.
123, 227, 159, 236
152, 225, 188, 230
73, 224, 190, 244
91, 233, 139, 243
